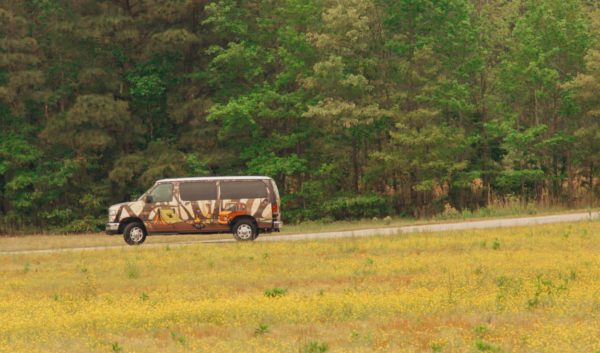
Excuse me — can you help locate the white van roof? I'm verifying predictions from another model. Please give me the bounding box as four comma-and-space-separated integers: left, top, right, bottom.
156, 176, 273, 183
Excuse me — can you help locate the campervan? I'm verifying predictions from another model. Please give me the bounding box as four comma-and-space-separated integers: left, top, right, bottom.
106, 176, 281, 245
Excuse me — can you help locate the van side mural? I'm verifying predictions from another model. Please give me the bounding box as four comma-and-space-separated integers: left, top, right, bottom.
217, 198, 272, 225
218, 202, 247, 225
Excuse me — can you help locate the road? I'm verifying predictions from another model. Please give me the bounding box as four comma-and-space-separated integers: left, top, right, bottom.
2, 211, 599, 256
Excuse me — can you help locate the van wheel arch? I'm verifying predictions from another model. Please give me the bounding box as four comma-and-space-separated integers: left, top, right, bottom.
119, 217, 147, 234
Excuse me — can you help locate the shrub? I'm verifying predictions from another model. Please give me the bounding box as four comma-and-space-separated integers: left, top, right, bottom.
492, 239, 501, 250
303, 341, 328, 353
111, 342, 122, 353
323, 194, 390, 220
60, 216, 104, 233
255, 323, 269, 335
264, 287, 287, 298
474, 339, 502, 352
431, 342, 444, 352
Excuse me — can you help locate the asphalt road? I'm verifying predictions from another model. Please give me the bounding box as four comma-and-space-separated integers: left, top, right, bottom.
2, 211, 599, 256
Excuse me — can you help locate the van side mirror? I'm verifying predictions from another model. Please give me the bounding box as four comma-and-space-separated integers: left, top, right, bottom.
145, 195, 154, 203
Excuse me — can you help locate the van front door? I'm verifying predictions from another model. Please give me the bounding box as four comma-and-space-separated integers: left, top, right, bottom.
144, 182, 179, 233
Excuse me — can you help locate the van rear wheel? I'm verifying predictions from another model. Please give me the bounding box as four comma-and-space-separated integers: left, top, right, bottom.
232, 219, 257, 241
124, 222, 147, 245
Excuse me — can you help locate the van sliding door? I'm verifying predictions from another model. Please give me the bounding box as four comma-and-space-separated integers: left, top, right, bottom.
179, 181, 220, 232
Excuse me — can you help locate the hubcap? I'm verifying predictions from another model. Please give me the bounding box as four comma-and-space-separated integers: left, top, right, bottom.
130, 227, 144, 242
237, 224, 253, 240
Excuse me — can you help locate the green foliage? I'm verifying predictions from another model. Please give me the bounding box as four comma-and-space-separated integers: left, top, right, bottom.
430, 342, 444, 352
129, 74, 165, 100
0, 0, 598, 231
323, 195, 390, 220
474, 325, 489, 336
111, 342, 122, 353
254, 323, 269, 335
526, 273, 573, 309
474, 339, 502, 352
109, 141, 187, 190
170, 331, 186, 346
492, 239, 501, 250
61, 217, 104, 233
302, 341, 329, 353
264, 287, 288, 298
246, 153, 307, 179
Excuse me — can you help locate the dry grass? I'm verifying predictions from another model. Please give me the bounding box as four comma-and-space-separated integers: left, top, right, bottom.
0, 233, 227, 252
2, 221, 600, 352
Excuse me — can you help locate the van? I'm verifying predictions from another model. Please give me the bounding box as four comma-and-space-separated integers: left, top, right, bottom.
105, 176, 282, 245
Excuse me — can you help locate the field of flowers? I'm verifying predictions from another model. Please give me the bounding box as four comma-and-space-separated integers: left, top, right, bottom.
2, 222, 600, 352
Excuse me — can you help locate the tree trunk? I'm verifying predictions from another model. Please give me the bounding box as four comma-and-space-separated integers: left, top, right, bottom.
0, 174, 5, 216
567, 151, 574, 207
589, 162, 594, 193
352, 142, 359, 193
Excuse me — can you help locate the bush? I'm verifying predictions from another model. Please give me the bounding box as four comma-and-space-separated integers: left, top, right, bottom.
264, 287, 288, 298
60, 216, 104, 233
303, 341, 328, 353
254, 323, 269, 335
323, 194, 390, 220
282, 207, 321, 224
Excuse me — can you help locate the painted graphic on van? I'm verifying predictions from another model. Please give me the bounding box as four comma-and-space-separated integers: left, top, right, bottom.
109, 178, 276, 234
107, 176, 282, 245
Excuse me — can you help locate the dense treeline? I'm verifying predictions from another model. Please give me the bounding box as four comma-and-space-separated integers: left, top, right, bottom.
0, 0, 599, 231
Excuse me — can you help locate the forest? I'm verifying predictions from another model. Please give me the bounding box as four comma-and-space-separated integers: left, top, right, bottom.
0, 0, 599, 232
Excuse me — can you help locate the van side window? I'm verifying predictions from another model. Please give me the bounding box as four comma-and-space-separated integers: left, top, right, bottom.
150, 183, 173, 203
220, 181, 268, 199
180, 182, 217, 201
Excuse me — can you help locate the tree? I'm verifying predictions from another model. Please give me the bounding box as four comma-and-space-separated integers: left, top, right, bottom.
372, 0, 481, 215
495, 0, 590, 204
304, 0, 387, 194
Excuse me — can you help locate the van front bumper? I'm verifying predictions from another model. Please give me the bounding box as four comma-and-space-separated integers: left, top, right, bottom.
105, 222, 119, 235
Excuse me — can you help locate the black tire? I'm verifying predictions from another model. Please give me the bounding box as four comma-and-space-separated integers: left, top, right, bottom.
123, 222, 147, 245
232, 219, 258, 241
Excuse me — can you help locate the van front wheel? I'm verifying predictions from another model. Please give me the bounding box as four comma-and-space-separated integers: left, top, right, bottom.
232, 219, 257, 241
124, 222, 147, 245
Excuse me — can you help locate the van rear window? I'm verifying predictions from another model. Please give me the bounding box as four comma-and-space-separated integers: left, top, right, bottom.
180, 182, 218, 201
220, 181, 268, 199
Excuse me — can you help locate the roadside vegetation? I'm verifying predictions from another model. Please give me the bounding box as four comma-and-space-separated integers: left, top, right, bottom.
0, 206, 594, 252
3, 222, 600, 352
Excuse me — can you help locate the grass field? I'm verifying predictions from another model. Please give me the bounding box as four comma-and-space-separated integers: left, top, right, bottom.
2, 221, 600, 352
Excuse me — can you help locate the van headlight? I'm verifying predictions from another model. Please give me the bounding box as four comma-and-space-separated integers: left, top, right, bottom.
108, 208, 118, 222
